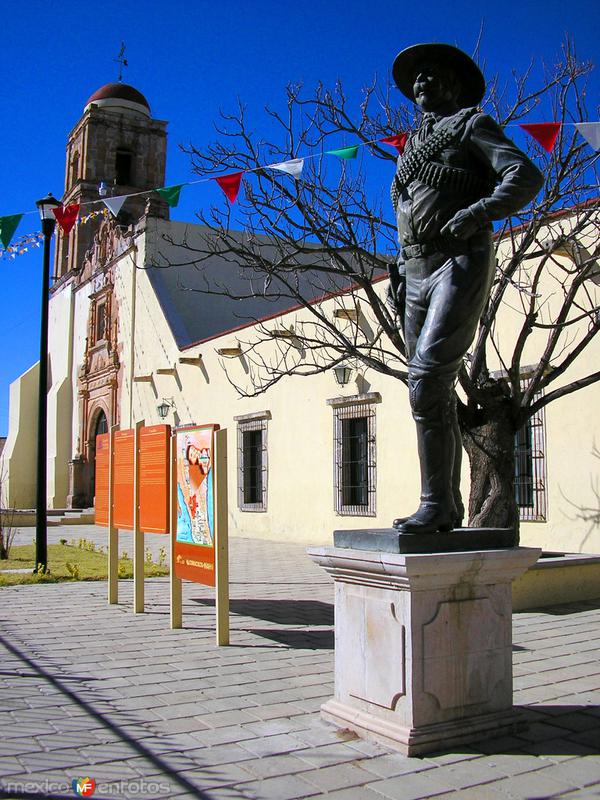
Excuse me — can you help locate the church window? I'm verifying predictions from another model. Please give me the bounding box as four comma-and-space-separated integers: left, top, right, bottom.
71, 152, 80, 186
115, 148, 133, 185
235, 411, 270, 511
328, 393, 379, 517
95, 302, 107, 342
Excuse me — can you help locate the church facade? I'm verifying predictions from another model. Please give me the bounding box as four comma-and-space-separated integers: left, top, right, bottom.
3, 82, 600, 554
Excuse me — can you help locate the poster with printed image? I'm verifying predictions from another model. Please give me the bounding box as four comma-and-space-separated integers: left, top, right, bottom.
174, 424, 219, 586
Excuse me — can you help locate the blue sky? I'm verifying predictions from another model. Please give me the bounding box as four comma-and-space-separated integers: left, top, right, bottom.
0, 0, 598, 436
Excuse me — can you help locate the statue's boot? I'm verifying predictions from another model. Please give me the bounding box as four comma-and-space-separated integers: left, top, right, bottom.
393, 378, 456, 534
393, 506, 462, 530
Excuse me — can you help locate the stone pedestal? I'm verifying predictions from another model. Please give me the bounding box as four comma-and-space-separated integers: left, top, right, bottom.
307, 545, 540, 756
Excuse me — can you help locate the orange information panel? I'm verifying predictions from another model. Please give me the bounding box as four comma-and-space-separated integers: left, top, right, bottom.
95, 433, 110, 527
112, 429, 134, 530
139, 424, 171, 534
173, 424, 219, 587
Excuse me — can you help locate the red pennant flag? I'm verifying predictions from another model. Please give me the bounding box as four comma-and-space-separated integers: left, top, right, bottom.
213, 172, 243, 204
381, 133, 408, 154
52, 204, 80, 235
519, 123, 561, 153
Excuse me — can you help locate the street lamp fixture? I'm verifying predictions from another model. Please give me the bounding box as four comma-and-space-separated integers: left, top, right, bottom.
333, 364, 352, 386
34, 192, 61, 573
157, 398, 175, 420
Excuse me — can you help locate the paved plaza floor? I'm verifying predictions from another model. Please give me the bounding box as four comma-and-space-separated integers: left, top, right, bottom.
0, 525, 599, 799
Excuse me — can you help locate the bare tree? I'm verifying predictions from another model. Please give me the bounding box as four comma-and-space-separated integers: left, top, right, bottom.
162, 38, 599, 532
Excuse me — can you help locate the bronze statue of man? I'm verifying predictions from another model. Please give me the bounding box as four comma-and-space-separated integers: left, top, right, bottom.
389, 43, 544, 535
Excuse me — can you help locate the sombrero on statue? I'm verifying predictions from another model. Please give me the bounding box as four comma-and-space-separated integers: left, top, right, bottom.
392, 43, 485, 108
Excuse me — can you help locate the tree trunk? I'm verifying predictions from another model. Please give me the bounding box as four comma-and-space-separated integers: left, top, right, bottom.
459, 396, 519, 537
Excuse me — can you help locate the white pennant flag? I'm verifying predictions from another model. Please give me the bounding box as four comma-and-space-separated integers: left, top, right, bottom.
574, 122, 600, 151
267, 158, 304, 180
103, 195, 128, 218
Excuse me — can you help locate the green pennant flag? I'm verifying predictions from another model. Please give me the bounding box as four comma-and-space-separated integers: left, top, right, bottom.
156, 184, 184, 207
326, 145, 359, 160
0, 214, 23, 249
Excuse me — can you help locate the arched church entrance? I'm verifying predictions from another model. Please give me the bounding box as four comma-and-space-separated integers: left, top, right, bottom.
89, 409, 108, 506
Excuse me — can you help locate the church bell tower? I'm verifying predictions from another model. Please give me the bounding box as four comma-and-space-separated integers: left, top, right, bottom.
54, 82, 168, 280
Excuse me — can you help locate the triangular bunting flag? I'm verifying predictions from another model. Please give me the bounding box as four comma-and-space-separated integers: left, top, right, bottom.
0, 214, 23, 249
381, 133, 408, 154
520, 123, 561, 153
326, 145, 359, 160
156, 184, 184, 207
103, 196, 128, 218
574, 122, 600, 151
267, 158, 304, 179
52, 204, 80, 235
213, 172, 243, 204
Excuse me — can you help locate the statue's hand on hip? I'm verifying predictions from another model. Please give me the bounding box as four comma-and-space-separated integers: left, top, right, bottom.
440, 207, 480, 240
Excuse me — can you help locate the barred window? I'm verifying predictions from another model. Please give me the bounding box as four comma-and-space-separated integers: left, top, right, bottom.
235, 411, 270, 512
328, 393, 380, 517
514, 385, 547, 522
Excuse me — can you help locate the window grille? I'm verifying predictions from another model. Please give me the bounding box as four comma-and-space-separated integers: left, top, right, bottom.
514, 384, 547, 522
331, 397, 377, 516
235, 412, 269, 512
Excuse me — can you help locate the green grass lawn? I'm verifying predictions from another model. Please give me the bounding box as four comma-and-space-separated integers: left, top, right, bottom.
0, 542, 169, 586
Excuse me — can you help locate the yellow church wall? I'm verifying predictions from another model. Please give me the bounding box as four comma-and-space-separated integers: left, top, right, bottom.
70, 280, 93, 453
3, 362, 39, 508
46, 284, 74, 507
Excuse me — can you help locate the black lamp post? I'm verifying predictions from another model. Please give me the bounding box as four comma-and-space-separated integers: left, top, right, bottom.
34, 193, 61, 573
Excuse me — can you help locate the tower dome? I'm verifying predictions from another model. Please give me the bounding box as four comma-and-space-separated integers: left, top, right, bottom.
84, 82, 151, 117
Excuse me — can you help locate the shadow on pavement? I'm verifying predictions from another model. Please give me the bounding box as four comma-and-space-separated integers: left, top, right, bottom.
191, 597, 334, 625
247, 627, 334, 649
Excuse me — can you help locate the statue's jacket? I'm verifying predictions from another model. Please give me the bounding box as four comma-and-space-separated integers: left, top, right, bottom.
392, 109, 544, 250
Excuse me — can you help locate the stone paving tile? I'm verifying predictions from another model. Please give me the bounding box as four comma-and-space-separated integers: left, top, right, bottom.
289, 723, 358, 748
241, 719, 302, 737
190, 724, 259, 747
537, 758, 600, 789
519, 736, 598, 759
295, 742, 371, 768
231, 773, 321, 799
358, 753, 438, 778
486, 767, 578, 798
240, 733, 309, 758
425, 787, 506, 800
245, 701, 309, 721
365, 771, 452, 799
301, 762, 379, 792
236, 753, 315, 780
152, 716, 212, 735
325, 788, 395, 800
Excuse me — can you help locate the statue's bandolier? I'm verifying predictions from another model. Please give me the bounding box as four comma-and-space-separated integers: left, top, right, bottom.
390, 107, 494, 213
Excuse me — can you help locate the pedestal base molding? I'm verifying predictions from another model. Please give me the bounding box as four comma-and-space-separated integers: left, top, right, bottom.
322, 699, 522, 757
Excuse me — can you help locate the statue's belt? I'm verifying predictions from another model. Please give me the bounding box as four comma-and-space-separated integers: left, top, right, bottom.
402, 236, 471, 259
